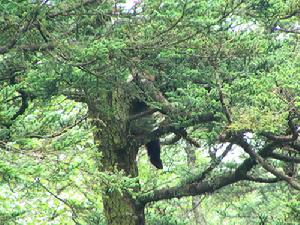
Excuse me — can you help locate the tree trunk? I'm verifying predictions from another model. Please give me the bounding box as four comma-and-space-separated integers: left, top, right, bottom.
88, 93, 145, 225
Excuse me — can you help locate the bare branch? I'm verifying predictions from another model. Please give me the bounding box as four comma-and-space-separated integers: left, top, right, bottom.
216, 73, 232, 123
39, 181, 79, 224
245, 175, 281, 183
235, 137, 300, 190
275, 27, 300, 34
129, 108, 158, 121
269, 152, 300, 163
279, 9, 300, 20
28, 115, 88, 139
138, 141, 281, 205
185, 143, 233, 184
150, 113, 216, 139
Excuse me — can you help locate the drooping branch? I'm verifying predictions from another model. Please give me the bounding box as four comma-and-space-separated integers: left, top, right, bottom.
10, 90, 29, 121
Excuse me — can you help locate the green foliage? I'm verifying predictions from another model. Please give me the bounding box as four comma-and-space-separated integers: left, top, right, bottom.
0, 0, 300, 224
147, 214, 188, 225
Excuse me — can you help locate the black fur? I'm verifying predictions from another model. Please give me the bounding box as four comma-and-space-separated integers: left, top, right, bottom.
130, 100, 163, 169
145, 139, 163, 169
130, 100, 148, 115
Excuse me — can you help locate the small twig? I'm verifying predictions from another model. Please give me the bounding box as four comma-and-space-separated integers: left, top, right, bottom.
186, 143, 233, 184
28, 115, 88, 139
216, 73, 232, 123
39, 181, 79, 224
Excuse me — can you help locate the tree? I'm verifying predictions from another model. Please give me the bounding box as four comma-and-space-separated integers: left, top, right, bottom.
0, 0, 299, 224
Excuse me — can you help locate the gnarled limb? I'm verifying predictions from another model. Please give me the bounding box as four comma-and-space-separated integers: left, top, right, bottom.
235, 137, 300, 190
138, 141, 282, 205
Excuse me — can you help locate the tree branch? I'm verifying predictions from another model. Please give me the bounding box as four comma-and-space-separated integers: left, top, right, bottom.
269, 152, 300, 163
138, 171, 243, 206
260, 116, 299, 142
11, 90, 29, 121
245, 175, 281, 183
185, 143, 233, 184
275, 27, 300, 34
138, 141, 281, 205
0, 4, 41, 54
17, 43, 55, 52
216, 73, 232, 123
28, 115, 88, 139
150, 113, 216, 139
279, 9, 300, 20
39, 181, 79, 224
235, 137, 300, 190
289, 143, 300, 152
129, 108, 158, 121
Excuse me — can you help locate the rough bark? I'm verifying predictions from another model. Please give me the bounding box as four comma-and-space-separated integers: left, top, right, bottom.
138, 142, 282, 204
87, 92, 145, 225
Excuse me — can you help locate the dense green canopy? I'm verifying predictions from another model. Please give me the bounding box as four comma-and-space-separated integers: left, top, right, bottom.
0, 0, 299, 224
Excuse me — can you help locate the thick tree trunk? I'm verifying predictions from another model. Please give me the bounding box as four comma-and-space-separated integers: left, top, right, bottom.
88, 94, 145, 225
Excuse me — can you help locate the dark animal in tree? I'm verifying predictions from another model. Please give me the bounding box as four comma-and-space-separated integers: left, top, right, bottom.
130, 100, 163, 169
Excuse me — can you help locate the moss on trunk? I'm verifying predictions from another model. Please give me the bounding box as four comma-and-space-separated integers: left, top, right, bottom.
88, 91, 145, 225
